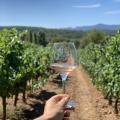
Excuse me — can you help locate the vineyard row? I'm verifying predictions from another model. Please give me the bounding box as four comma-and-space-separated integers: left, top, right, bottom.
78, 30, 120, 114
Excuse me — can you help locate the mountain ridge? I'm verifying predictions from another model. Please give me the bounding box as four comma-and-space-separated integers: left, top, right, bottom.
67, 24, 120, 31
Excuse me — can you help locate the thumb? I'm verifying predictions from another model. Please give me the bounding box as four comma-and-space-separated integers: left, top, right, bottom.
58, 96, 70, 107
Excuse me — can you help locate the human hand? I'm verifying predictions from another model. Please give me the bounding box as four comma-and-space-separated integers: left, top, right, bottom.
35, 94, 70, 120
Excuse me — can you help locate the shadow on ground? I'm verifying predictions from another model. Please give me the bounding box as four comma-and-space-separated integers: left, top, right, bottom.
22, 90, 57, 120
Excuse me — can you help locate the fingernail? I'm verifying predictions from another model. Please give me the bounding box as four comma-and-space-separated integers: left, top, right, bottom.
64, 97, 69, 101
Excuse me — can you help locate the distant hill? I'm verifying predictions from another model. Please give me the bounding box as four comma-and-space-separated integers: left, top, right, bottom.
0, 24, 120, 36
0, 25, 118, 48
1, 24, 120, 31
68, 24, 120, 31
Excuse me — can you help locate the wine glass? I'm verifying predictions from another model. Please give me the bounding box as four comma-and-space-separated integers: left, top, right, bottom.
51, 42, 77, 111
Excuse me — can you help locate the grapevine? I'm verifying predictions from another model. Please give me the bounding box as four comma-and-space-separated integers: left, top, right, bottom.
78, 30, 120, 113
0, 29, 53, 119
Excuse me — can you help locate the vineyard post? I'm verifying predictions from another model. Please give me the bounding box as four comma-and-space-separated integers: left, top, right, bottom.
114, 98, 119, 114
14, 93, 19, 107
2, 96, 6, 120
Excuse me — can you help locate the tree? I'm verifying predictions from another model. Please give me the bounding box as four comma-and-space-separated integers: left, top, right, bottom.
34, 32, 37, 44
32, 32, 35, 43
80, 29, 106, 48
27, 30, 33, 43
38, 32, 47, 46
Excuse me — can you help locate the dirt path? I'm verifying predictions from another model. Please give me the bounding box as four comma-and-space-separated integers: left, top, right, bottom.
65, 66, 118, 120
69, 67, 98, 120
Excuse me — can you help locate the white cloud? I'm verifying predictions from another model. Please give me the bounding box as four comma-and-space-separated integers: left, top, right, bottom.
105, 10, 120, 15
72, 4, 101, 8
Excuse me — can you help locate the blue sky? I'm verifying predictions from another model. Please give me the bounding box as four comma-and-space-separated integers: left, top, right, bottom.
0, 0, 120, 28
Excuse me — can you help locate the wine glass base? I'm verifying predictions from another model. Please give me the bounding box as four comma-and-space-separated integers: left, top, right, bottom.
65, 99, 75, 111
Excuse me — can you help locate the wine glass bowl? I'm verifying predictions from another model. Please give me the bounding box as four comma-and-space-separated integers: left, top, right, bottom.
53, 42, 77, 65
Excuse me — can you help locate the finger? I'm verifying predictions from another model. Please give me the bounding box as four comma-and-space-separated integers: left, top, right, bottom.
64, 111, 70, 117
50, 94, 69, 102
58, 96, 70, 107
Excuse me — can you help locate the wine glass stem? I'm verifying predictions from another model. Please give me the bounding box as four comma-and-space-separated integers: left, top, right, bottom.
63, 81, 66, 93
